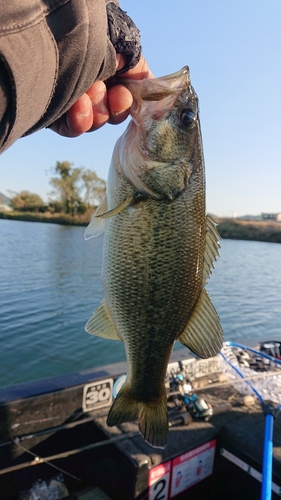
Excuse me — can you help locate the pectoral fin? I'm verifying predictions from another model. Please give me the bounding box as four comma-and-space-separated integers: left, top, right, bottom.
84, 197, 108, 240
96, 194, 136, 219
85, 300, 122, 341
178, 288, 223, 358
84, 194, 138, 239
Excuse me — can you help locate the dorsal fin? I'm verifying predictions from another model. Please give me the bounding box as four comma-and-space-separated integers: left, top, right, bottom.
203, 215, 221, 285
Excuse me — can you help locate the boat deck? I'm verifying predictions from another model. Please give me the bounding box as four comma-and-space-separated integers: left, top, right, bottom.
0, 349, 281, 499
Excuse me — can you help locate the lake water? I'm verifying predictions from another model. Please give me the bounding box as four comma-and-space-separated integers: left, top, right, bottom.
0, 218, 280, 388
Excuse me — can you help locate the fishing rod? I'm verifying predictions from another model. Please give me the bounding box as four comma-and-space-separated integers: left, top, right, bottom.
221, 341, 281, 500
0, 411, 110, 448
0, 431, 140, 477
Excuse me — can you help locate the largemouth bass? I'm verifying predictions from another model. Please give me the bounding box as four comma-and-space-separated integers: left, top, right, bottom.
85, 67, 223, 448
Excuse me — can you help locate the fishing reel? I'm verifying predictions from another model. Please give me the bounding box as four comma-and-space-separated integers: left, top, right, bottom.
168, 362, 192, 395
182, 393, 213, 421
170, 373, 192, 395
168, 363, 193, 411
260, 341, 281, 360
167, 361, 213, 420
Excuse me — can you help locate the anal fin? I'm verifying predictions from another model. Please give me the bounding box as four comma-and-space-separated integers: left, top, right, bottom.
85, 300, 122, 341
178, 288, 223, 358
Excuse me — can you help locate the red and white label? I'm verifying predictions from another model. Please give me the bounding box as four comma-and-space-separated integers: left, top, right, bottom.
170, 439, 216, 497
148, 440, 216, 499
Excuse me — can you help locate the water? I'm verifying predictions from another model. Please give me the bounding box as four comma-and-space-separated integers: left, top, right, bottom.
0, 219, 280, 388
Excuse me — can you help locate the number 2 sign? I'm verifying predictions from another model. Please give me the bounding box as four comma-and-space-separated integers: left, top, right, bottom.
148, 461, 171, 500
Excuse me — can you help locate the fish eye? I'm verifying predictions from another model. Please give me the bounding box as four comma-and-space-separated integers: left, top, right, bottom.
179, 108, 196, 127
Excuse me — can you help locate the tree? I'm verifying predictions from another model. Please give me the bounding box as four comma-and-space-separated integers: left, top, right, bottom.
49, 161, 106, 215
49, 161, 84, 215
9, 190, 45, 212
81, 169, 106, 207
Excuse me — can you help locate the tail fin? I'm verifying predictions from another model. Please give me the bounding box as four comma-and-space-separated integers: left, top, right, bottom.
107, 383, 168, 448
107, 383, 140, 426
138, 396, 168, 448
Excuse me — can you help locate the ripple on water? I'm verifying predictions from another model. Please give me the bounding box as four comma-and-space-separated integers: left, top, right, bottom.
0, 220, 280, 386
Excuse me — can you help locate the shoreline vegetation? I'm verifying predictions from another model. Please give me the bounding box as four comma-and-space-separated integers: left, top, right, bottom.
1, 211, 281, 244
215, 217, 281, 244
2, 161, 280, 243
0, 210, 91, 227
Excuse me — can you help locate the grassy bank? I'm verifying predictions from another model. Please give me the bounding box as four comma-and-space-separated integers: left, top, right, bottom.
1, 211, 281, 243
217, 217, 281, 244
0, 210, 90, 226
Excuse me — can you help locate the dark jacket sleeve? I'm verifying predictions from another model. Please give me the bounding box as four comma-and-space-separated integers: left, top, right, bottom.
0, 0, 140, 153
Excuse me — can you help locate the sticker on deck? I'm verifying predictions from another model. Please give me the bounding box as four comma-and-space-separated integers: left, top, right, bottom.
148, 461, 172, 500
170, 439, 216, 497
82, 378, 113, 412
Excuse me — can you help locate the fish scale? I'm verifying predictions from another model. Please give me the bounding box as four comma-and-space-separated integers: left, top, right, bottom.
85, 66, 223, 447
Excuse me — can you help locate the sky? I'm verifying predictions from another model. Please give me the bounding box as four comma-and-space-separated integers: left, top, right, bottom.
0, 0, 281, 217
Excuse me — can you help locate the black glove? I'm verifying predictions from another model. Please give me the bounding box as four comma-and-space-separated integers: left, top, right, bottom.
106, 2, 141, 74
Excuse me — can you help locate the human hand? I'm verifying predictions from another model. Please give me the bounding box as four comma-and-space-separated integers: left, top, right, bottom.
50, 54, 152, 137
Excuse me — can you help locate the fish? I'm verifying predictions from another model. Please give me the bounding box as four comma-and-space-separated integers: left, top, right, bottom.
84, 66, 223, 448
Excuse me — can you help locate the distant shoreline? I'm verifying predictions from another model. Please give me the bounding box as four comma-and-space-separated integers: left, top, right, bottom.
0, 210, 90, 227
215, 217, 281, 244
1, 211, 281, 243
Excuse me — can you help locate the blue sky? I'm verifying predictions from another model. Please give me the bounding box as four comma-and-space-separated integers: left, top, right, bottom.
1, 0, 280, 217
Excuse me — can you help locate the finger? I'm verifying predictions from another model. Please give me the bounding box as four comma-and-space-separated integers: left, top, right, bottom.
107, 84, 133, 125
66, 94, 93, 135
119, 54, 154, 80
50, 94, 93, 137
86, 81, 110, 132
